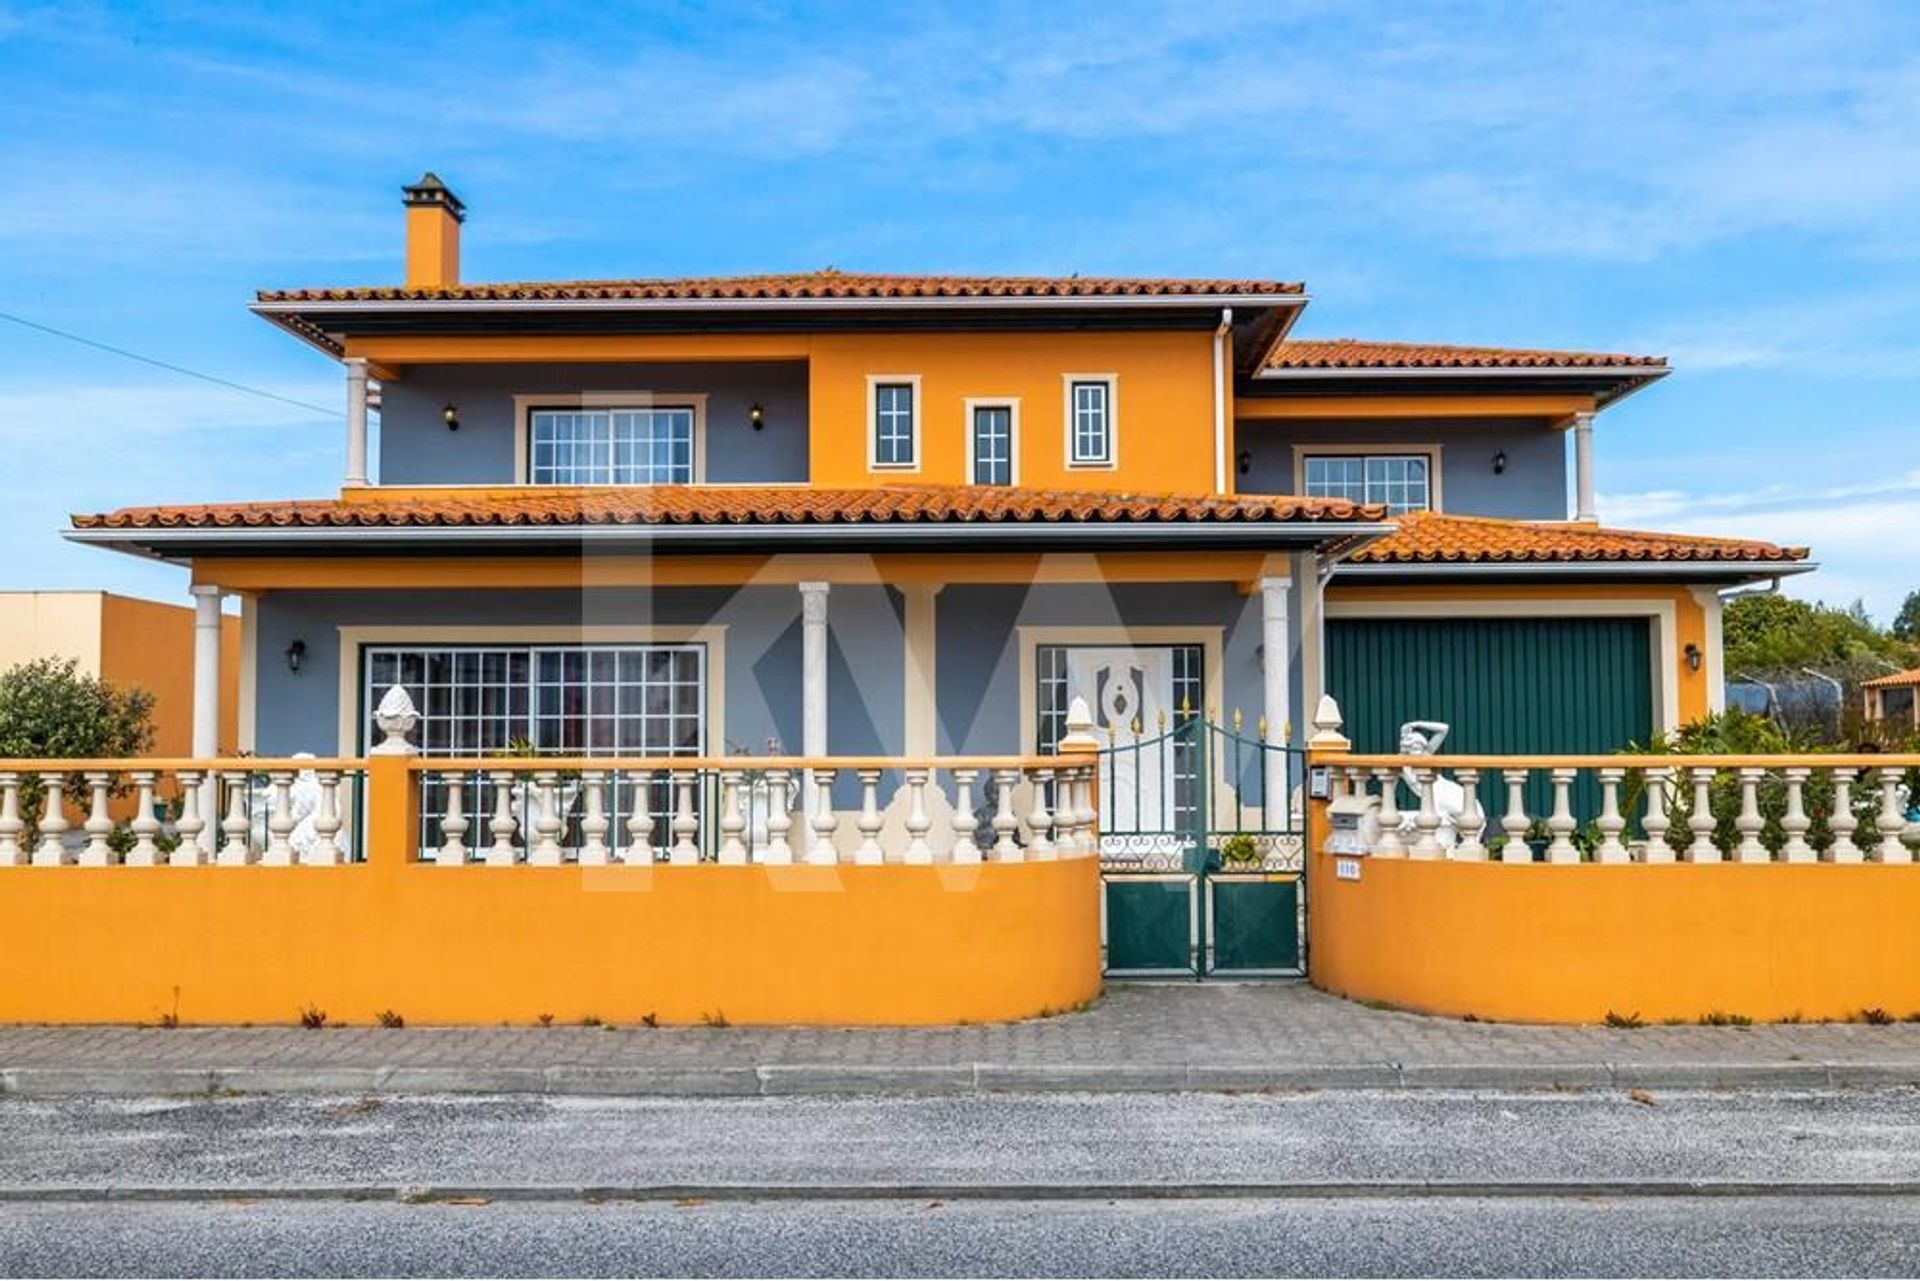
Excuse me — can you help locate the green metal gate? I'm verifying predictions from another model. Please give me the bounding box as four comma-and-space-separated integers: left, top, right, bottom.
1325, 615, 1656, 820
1098, 718, 1306, 978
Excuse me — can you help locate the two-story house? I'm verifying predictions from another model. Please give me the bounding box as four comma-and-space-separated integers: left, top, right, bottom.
70, 174, 1810, 838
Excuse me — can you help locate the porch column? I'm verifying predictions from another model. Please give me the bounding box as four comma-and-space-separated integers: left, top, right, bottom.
1259, 575, 1292, 820
1571, 411, 1597, 521
799, 582, 830, 806
190, 584, 224, 854
902, 584, 940, 757
344, 357, 370, 488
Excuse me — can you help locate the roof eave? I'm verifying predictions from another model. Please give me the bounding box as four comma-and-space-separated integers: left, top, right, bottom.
1334, 559, 1813, 583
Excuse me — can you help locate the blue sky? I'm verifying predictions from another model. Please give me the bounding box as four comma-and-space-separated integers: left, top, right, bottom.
1, 1, 1915, 615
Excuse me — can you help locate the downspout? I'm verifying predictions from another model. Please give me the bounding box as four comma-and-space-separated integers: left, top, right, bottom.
1212, 308, 1233, 493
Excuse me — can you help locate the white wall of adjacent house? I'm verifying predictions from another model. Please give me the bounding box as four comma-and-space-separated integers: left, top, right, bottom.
0, 592, 107, 676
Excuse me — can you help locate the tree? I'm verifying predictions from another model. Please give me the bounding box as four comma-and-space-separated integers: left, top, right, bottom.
1893, 590, 1920, 642
1722, 593, 1911, 673
0, 658, 154, 836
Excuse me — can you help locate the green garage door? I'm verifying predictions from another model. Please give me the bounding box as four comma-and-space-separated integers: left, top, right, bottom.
1326, 616, 1655, 818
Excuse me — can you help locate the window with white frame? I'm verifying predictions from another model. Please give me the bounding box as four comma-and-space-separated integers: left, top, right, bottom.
872, 381, 917, 468
1302, 453, 1432, 513
970, 404, 1014, 486
1067, 379, 1114, 465
362, 644, 707, 858
528, 407, 696, 485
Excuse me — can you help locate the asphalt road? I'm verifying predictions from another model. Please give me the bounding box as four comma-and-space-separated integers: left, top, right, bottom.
3, 1089, 1918, 1277
4, 1195, 1919, 1278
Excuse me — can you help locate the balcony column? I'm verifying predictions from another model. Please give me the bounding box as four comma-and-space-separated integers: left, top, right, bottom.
799, 581, 830, 810
1571, 410, 1597, 521
902, 584, 940, 757
190, 583, 224, 854
344, 357, 370, 488
1258, 575, 1292, 824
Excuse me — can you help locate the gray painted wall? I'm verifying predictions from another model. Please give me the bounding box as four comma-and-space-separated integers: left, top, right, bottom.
1235, 417, 1568, 519
252, 585, 903, 765
378, 362, 809, 485
934, 581, 1305, 755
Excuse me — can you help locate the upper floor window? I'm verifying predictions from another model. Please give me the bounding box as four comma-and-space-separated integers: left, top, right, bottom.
1303, 452, 1433, 513
870, 378, 919, 470
529, 407, 696, 485
1066, 377, 1115, 466
969, 401, 1016, 486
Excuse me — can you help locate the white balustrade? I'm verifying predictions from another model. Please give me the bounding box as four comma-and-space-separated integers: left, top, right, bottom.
33, 773, 71, 866
1778, 767, 1814, 863
217, 772, 253, 866
991, 769, 1023, 861
670, 774, 700, 865
950, 768, 981, 864
807, 767, 839, 865
763, 769, 795, 865
855, 770, 884, 865
625, 770, 656, 863
717, 769, 748, 865
1409, 767, 1442, 860
1733, 768, 1768, 863
434, 772, 470, 865
1640, 767, 1675, 863
1544, 768, 1579, 863
902, 767, 933, 864
1594, 768, 1629, 864
1874, 767, 1913, 863
578, 770, 612, 866
126, 771, 162, 867
1026, 768, 1056, 860
1684, 767, 1720, 863
0, 773, 22, 867
1827, 768, 1862, 863
487, 770, 520, 866
1499, 769, 1530, 864
309, 770, 345, 865
263, 770, 296, 866
1452, 768, 1486, 861
1373, 768, 1405, 858
172, 770, 207, 866
529, 771, 565, 866
79, 772, 115, 866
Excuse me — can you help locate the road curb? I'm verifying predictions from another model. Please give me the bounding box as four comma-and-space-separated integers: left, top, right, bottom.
2, 1060, 1914, 1098
2, 1179, 1919, 1204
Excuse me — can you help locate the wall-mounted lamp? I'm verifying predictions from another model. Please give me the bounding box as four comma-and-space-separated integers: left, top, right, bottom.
284, 639, 307, 674
1237, 449, 1253, 476
1492, 450, 1508, 475
442, 403, 460, 431
747, 402, 766, 431
1685, 642, 1702, 673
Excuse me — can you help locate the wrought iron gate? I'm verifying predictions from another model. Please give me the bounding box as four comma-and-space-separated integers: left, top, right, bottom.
1096, 717, 1307, 977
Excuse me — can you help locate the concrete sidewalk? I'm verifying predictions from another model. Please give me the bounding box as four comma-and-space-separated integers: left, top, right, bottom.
2, 983, 1917, 1097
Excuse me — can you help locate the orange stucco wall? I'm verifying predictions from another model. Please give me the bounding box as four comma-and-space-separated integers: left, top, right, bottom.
1307, 849, 1920, 1023
806, 331, 1219, 491
0, 760, 1102, 1026
99, 596, 241, 756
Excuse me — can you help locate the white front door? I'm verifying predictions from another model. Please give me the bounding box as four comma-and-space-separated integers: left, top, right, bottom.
1061, 646, 1179, 834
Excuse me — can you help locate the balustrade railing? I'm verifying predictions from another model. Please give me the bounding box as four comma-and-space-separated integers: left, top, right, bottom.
1321, 754, 1920, 865
0, 760, 365, 867
408, 755, 1099, 866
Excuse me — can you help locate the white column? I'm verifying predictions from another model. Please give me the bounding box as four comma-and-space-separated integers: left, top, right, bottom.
190, 584, 224, 854
344, 357, 370, 488
799, 581, 830, 810
1258, 575, 1292, 824
902, 584, 939, 757
1571, 411, 1597, 522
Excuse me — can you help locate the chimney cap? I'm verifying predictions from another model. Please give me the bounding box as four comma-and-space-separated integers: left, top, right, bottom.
402, 171, 466, 222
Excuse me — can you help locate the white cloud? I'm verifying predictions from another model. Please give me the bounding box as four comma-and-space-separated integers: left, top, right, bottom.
1604, 475, 1920, 620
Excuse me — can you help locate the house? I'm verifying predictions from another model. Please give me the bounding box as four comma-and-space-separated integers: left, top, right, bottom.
1863, 668, 1920, 729
66, 173, 1811, 843
0, 591, 239, 758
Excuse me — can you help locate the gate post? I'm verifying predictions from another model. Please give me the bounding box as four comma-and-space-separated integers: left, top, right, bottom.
1304, 696, 1351, 859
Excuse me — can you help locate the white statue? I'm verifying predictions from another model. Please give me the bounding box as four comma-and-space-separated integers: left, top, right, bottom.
1396, 720, 1480, 848
288, 752, 320, 859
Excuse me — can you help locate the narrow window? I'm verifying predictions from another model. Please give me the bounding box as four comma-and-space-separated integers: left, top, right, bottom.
873, 382, 917, 468
1303, 453, 1431, 513
1068, 379, 1113, 466
971, 404, 1013, 486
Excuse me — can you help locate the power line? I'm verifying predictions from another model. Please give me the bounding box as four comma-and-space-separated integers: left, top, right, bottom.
0, 311, 338, 417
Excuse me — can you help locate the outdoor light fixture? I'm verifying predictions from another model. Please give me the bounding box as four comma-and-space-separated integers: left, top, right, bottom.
1237, 449, 1252, 475
748, 402, 766, 430
1685, 643, 1703, 672
442, 403, 460, 431
285, 639, 307, 674
1493, 450, 1508, 474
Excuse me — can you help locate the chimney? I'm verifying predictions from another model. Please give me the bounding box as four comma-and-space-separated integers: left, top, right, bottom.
401, 171, 465, 290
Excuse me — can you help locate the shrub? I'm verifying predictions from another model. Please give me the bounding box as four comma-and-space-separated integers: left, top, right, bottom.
298, 1004, 328, 1030
375, 1009, 406, 1029
0, 658, 154, 842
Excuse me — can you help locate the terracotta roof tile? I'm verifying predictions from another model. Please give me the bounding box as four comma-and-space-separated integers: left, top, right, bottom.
257, 272, 1305, 305
71, 485, 1375, 532
1861, 667, 1920, 690
1352, 511, 1805, 565
1266, 338, 1666, 371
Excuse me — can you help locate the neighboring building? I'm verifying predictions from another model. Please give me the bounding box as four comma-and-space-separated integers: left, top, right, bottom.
1863, 669, 1920, 729
0, 592, 240, 756
68, 173, 1811, 787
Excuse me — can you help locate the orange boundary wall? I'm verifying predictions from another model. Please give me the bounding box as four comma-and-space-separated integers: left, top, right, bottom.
0, 762, 1101, 1027
1307, 850, 1920, 1023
